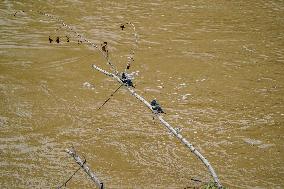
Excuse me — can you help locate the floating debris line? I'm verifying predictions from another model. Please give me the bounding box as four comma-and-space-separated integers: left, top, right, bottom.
14, 10, 119, 75
14, 10, 222, 188
120, 22, 138, 72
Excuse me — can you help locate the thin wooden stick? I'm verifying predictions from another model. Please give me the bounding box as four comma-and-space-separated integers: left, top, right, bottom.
65, 148, 104, 189
57, 166, 81, 189
92, 64, 222, 188
98, 84, 123, 110
121, 22, 138, 71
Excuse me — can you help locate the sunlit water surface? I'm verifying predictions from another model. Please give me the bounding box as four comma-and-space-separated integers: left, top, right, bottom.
0, 0, 283, 188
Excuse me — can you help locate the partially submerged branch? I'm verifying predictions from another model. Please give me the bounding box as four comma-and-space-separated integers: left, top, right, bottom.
14, 10, 222, 188
92, 64, 222, 188
65, 148, 104, 189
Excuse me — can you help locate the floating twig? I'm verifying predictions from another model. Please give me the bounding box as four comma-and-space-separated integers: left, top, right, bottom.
190, 178, 203, 183
57, 166, 81, 188
98, 84, 123, 110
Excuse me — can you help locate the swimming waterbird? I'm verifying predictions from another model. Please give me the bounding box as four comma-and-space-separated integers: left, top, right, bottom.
49, 36, 53, 43
56, 36, 60, 43
120, 24, 125, 30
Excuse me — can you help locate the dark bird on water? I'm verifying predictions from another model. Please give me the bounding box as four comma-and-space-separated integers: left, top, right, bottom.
126, 63, 130, 70
56, 36, 60, 43
120, 24, 125, 30
151, 99, 165, 114
48, 36, 53, 43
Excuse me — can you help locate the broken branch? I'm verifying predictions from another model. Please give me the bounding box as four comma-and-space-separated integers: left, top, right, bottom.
65, 148, 104, 189
92, 64, 222, 188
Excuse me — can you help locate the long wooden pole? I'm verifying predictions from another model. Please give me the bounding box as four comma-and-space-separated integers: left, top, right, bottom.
92, 64, 222, 188
16, 9, 222, 188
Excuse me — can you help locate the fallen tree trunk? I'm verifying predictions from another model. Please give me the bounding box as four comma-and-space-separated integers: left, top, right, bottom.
92, 64, 222, 188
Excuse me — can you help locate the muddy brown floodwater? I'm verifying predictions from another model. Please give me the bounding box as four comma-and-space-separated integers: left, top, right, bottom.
0, 0, 283, 188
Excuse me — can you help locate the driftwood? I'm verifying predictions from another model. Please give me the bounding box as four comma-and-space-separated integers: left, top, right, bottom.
65, 148, 104, 189
14, 10, 222, 188
92, 65, 222, 188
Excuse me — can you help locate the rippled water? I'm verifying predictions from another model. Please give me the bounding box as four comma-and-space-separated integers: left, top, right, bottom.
1, 0, 283, 188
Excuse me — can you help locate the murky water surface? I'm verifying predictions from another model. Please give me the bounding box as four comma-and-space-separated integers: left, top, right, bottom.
1, 0, 283, 188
